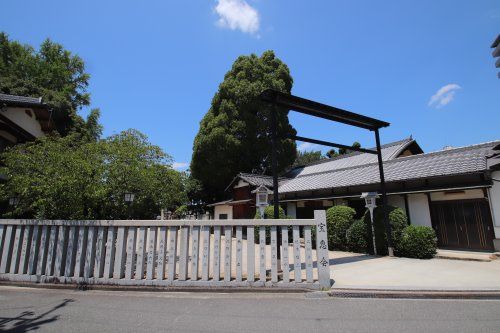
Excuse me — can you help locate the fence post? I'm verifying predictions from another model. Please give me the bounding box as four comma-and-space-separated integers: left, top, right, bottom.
314, 210, 331, 290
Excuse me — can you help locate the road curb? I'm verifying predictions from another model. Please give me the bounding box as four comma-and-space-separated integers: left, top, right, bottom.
328, 288, 500, 300
0, 280, 311, 294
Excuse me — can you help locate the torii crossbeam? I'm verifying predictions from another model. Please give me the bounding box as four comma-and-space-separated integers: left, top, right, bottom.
260, 89, 395, 257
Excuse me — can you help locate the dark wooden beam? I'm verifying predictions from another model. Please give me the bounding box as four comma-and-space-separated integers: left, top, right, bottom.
290, 135, 377, 154
260, 89, 390, 130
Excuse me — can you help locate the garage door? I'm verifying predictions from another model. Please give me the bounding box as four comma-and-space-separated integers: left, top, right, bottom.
430, 199, 495, 251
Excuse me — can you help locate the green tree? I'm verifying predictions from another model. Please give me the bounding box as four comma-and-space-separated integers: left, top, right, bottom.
0, 129, 186, 219
191, 50, 297, 201
98, 129, 187, 219
0, 32, 96, 137
293, 150, 324, 167
326, 149, 338, 158
338, 141, 361, 155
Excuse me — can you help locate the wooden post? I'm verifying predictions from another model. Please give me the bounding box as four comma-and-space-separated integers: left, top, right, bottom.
270, 226, 278, 283
135, 226, 147, 280
0, 226, 13, 273
103, 227, 116, 279
304, 226, 313, 283
146, 227, 158, 280
224, 226, 232, 282
125, 227, 137, 280
64, 226, 77, 277
36, 226, 49, 276
10, 226, 23, 274
292, 226, 301, 283
314, 210, 331, 289
113, 227, 127, 279
190, 226, 200, 281
19, 226, 32, 275
54, 226, 66, 277
94, 227, 107, 278
281, 226, 289, 283
84, 226, 97, 278
246, 226, 255, 282
235, 226, 243, 282
157, 226, 167, 280
178, 226, 190, 281
259, 227, 266, 282
201, 225, 210, 281
213, 226, 221, 281
167, 226, 178, 281
28, 226, 41, 275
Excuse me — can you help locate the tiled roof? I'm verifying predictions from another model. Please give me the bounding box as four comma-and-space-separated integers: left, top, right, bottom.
239, 173, 289, 187
0, 93, 45, 107
286, 138, 414, 178
279, 141, 500, 194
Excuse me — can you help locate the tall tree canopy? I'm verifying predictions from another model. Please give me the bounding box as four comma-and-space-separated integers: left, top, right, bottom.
327, 141, 361, 158
191, 51, 297, 201
0, 129, 187, 219
293, 150, 325, 167
0, 32, 96, 137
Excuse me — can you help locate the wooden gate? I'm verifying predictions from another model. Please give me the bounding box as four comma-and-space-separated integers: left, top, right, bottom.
0, 211, 331, 290
430, 199, 495, 251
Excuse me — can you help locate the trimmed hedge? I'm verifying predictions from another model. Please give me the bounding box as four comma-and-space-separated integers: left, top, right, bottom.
346, 219, 367, 253
363, 206, 408, 255
400, 225, 437, 259
326, 205, 356, 250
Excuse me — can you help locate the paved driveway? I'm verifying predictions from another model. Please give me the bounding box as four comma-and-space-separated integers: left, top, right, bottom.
330, 251, 500, 290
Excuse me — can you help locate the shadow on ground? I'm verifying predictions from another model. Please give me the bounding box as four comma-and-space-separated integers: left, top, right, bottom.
0, 298, 74, 332
329, 254, 377, 266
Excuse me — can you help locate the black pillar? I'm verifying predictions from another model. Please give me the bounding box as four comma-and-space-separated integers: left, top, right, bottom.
271, 108, 281, 260
374, 129, 394, 256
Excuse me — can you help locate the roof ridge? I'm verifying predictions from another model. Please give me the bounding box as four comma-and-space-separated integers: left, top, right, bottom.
291, 137, 413, 170
239, 172, 289, 180
293, 139, 500, 179
411, 140, 500, 156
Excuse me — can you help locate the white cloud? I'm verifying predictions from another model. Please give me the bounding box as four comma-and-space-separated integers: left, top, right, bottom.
214, 0, 260, 35
297, 142, 316, 152
172, 162, 189, 170
428, 84, 461, 108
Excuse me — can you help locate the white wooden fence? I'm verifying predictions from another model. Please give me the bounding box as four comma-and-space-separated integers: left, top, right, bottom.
0, 211, 331, 290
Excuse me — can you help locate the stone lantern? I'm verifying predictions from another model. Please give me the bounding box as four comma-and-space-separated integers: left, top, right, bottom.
361, 192, 379, 255
252, 185, 272, 219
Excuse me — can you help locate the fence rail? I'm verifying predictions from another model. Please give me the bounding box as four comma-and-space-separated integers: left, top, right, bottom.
0, 211, 331, 290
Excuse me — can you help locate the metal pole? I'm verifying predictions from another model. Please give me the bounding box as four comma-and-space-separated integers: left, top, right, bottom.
374, 129, 394, 257
271, 108, 281, 260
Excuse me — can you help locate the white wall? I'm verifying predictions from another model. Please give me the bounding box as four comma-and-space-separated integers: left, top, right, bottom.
286, 202, 297, 218
214, 205, 233, 220
488, 171, 500, 239
2, 107, 45, 138
407, 193, 432, 227
387, 195, 405, 210
430, 189, 484, 201
234, 180, 249, 188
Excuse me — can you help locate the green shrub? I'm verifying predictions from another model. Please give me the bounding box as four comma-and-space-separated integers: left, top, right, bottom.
400, 225, 437, 259
363, 206, 408, 255
346, 219, 367, 253
254, 205, 286, 219
254, 205, 288, 243
326, 205, 356, 250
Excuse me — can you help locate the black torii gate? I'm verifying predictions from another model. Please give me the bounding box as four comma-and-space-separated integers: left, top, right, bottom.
260, 89, 395, 257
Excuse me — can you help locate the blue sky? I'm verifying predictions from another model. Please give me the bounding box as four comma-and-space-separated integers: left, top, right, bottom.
2, 1, 499, 170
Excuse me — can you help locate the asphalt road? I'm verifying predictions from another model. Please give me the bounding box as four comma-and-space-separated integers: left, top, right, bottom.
0, 286, 499, 333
